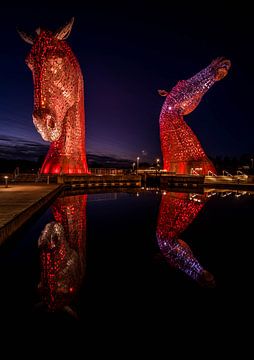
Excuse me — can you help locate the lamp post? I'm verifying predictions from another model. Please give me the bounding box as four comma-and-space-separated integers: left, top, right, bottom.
156, 158, 160, 185
4, 176, 8, 188
137, 157, 140, 174
132, 162, 135, 173
156, 158, 160, 172
251, 158, 253, 169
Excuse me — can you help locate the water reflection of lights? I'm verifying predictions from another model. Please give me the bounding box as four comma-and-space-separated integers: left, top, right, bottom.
189, 194, 202, 203
221, 192, 231, 197
206, 190, 253, 198
37, 194, 87, 314
139, 187, 254, 198
211, 192, 217, 196
143, 187, 164, 193
156, 191, 215, 287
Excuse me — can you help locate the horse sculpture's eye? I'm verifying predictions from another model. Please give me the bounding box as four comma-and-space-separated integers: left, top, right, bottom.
46, 114, 55, 129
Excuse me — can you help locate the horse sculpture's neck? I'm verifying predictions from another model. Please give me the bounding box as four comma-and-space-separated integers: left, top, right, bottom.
159, 90, 217, 175
40, 49, 88, 174
159, 103, 216, 175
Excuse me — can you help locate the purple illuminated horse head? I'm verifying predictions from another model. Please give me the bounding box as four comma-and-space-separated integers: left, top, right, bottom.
158, 57, 231, 175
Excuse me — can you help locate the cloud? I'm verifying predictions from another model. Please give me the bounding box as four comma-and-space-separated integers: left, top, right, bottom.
0, 134, 48, 161
0, 134, 133, 167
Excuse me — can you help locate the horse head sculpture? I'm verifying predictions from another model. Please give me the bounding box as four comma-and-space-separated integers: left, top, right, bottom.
158, 57, 231, 175
18, 18, 89, 174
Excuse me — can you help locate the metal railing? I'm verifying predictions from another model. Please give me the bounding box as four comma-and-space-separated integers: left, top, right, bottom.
207, 170, 217, 176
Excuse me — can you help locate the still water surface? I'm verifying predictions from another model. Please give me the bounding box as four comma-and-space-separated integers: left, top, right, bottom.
0, 188, 253, 332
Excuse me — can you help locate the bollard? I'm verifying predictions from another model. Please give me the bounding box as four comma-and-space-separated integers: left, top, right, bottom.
4, 176, 8, 188
47, 175, 50, 184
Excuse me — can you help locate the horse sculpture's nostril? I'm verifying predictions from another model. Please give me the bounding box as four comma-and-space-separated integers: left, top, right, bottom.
32, 109, 59, 142
46, 115, 55, 129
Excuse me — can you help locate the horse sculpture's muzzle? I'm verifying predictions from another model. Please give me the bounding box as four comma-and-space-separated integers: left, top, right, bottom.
33, 108, 61, 142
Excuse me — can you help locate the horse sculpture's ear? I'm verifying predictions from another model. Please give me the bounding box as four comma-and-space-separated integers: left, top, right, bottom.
17, 28, 34, 45
158, 89, 169, 97
55, 17, 75, 40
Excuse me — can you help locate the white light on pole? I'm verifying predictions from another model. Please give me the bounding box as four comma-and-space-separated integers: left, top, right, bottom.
156, 158, 160, 171
137, 157, 140, 174
4, 176, 8, 188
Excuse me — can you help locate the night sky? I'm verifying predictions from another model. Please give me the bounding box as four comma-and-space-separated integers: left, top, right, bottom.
0, 1, 253, 163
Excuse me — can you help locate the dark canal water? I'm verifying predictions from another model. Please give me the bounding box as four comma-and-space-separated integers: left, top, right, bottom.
0, 188, 253, 345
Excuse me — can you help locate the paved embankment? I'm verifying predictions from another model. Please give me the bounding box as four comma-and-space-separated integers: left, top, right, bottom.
0, 184, 62, 245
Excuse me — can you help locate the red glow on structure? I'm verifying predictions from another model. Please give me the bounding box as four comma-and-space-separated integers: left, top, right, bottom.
157, 192, 205, 240
38, 194, 87, 311
156, 192, 215, 286
159, 57, 231, 175
21, 20, 89, 174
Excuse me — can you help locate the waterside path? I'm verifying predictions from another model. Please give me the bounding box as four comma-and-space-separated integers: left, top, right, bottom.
0, 184, 62, 245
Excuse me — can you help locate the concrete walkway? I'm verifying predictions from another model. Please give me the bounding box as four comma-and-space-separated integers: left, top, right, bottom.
0, 184, 62, 245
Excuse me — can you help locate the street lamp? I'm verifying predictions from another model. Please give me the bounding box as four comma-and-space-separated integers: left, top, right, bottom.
156, 158, 160, 171
4, 176, 8, 188
132, 162, 135, 172
251, 158, 253, 169
137, 157, 140, 174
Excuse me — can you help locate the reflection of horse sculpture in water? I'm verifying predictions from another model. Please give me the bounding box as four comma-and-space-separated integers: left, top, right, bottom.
38, 194, 87, 315
156, 192, 215, 287
18, 18, 89, 174
158, 57, 231, 175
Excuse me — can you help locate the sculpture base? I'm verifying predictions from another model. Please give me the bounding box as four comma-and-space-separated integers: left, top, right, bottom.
40, 155, 89, 175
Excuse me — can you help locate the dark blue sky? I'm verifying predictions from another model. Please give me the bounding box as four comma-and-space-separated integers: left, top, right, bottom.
0, 1, 253, 163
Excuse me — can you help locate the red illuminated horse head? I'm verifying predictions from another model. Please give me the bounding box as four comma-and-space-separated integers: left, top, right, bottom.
18, 18, 89, 174
158, 57, 231, 175
37, 194, 87, 313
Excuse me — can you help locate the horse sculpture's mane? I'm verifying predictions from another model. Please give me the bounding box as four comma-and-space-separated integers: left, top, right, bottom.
18, 18, 89, 174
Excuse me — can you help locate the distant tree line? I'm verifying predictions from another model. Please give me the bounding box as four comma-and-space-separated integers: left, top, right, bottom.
210, 154, 254, 175
0, 158, 41, 173
0, 153, 253, 175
